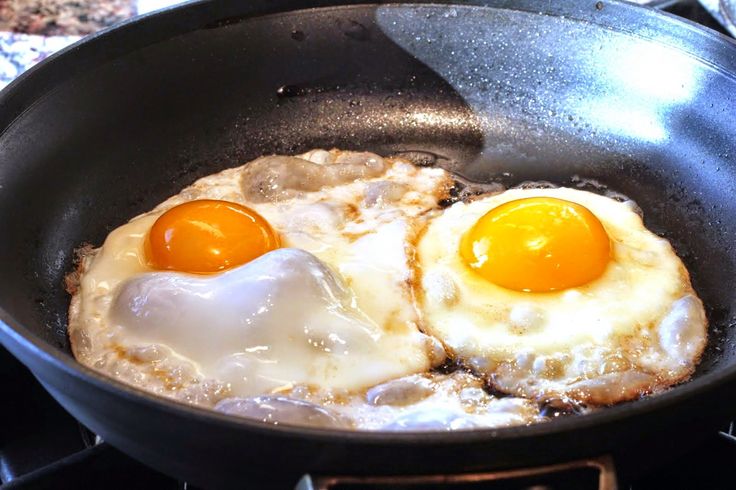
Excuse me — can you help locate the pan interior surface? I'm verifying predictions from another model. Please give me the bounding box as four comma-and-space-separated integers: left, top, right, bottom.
1, 0, 736, 485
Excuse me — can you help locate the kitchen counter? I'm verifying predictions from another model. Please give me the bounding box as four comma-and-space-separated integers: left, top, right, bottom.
0, 0, 185, 89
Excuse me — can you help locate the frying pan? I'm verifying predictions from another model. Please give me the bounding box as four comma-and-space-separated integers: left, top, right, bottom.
1, 0, 736, 488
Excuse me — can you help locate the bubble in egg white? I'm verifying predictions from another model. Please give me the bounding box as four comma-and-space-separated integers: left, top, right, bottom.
215, 396, 351, 429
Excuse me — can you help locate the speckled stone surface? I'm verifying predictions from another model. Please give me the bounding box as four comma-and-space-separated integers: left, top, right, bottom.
0, 0, 186, 89
0, 0, 135, 35
0, 31, 79, 87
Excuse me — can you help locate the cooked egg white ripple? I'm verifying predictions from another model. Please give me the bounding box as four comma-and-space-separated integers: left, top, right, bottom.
109, 248, 439, 395
68, 150, 451, 407
418, 187, 707, 405
215, 371, 542, 431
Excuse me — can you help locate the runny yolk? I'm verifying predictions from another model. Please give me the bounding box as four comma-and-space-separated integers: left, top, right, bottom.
147, 199, 279, 274
460, 197, 610, 292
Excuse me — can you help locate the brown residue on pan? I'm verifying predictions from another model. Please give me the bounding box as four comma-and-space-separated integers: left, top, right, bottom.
343, 202, 361, 221
406, 217, 432, 315
112, 344, 144, 365
64, 243, 95, 295
152, 366, 185, 392
342, 230, 371, 242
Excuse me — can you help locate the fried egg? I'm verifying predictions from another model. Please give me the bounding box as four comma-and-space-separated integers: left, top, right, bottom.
68, 150, 451, 407
215, 371, 542, 430
68, 147, 708, 429
417, 186, 707, 405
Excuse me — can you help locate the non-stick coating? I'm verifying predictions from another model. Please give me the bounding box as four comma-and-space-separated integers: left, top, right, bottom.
2, 0, 736, 488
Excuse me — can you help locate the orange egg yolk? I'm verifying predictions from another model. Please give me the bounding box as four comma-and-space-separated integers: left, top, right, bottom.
147, 200, 279, 274
460, 197, 611, 292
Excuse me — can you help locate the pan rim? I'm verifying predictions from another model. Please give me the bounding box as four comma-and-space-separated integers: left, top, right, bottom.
0, 298, 736, 446
2, 0, 736, 130
1, 302, 732, 444
2, 0, 736, 445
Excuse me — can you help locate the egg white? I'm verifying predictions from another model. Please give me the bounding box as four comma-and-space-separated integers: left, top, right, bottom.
417, 187, 707, 405
67, 151, 708, 426
68, 150, 451, 407
216, 371, 542, 430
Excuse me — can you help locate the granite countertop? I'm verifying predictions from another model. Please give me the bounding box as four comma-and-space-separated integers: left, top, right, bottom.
0, 0, 185, 89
